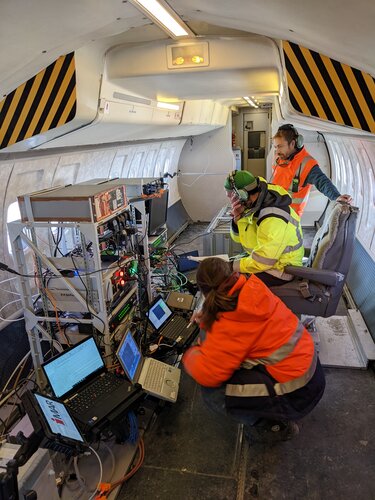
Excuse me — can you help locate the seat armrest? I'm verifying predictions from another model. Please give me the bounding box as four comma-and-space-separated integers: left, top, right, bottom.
285, 266, 345, 286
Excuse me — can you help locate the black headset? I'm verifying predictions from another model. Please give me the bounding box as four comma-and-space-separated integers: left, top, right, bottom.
278, 124, 304, 148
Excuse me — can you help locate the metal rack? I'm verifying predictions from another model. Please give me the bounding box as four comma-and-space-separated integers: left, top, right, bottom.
202, 204, 242, 257
8, 185, 139, 386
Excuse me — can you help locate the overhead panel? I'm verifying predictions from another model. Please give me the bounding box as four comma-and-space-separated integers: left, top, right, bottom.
283, 41, 375, 134
0, 53, 76, 150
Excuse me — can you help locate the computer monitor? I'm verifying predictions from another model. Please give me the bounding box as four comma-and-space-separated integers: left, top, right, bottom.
147, 190, 169, 236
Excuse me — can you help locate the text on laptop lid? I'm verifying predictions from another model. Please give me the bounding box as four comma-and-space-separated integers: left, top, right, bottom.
42, 337, 105, 399
147, 297, 173, 330
34, 393, 84, 443
117, 331, 142, 382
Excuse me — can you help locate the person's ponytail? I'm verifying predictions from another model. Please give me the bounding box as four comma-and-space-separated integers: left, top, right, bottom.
197, 258, 240, 330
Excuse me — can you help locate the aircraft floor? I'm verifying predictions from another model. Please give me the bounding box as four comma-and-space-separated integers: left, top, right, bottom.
119, 367, 375, 499
118, 223, 375, 499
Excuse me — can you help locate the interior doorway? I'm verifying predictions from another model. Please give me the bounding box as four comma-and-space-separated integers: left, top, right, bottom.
243, 110, 269, 177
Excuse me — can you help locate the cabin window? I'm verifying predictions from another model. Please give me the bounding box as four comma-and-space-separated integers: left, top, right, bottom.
7, 201, 29, 254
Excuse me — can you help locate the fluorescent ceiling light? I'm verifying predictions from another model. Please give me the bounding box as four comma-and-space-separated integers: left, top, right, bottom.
129, 0, 193, 38
243, 96, 259, 108
157, 101, 180, 110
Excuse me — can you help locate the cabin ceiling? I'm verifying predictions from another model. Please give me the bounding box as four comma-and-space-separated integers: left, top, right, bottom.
1, 0, 374, 101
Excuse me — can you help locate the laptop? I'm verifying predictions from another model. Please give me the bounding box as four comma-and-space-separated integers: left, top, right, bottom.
42, 336, 140, 428
146, 296, 199, 346
22, 391, 86, 456
116, 330, 180, 403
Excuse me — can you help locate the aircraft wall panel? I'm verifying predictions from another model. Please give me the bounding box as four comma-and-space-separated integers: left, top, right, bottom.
283, 41, 375, 134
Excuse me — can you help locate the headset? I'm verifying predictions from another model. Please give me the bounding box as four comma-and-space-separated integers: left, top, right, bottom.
278, 124, 304, 149
227, 171, 260, 204
228, 171, 249, 203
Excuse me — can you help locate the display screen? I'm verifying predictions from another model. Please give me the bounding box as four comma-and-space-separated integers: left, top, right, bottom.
147, 190, 169, 236
147, 297, 173, 330
35, 394, 84, 442
117, 331, 142, 381
43, 337, 104, 398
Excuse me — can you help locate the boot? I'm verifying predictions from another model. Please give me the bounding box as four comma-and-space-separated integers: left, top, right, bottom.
244, 420, 299, 444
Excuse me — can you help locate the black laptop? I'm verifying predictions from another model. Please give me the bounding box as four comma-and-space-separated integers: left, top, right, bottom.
42, 336, 139, 428
146, 296, 199, 347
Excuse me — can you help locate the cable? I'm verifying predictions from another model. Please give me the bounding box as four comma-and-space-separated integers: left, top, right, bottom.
100, 440, 116, 482
87, 445, 103, 500
98, 438, 145, 497
0, 350, 30, 398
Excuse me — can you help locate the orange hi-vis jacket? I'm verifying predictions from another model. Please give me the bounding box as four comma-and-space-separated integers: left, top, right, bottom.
182, 274, 316, 394
272, 147, 317, 216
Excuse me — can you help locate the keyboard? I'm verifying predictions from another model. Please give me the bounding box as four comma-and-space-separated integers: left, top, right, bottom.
143, 359, 168, 391
67, 373, 124, 415
159, 315, 190, 341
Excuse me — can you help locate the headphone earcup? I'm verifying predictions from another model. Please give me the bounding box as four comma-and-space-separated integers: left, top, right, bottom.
295, 134, 304, 148
236, 189, 249, 202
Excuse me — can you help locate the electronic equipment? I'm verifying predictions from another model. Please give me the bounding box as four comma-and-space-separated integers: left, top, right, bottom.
18, 179, 128, 222
22, 391, 86, 456
146, 190, 169, 236
146, 296, 199, 346
109, 288, 138, 333
166, 292, 195, 312
176, 250, 199, 273
116, 330, 180, 402
42, 336, 140, 428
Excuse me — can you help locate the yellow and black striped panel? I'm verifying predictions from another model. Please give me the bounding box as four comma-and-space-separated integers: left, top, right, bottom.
0, 52, 76, 150
283, 41, 375, 134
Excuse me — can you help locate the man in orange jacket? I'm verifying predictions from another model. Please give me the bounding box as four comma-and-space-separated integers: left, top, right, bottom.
271, 124, 352, 216
182, 257, 325, 443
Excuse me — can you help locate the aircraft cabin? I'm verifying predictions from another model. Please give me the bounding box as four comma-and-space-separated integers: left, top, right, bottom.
0, 1, 374, 499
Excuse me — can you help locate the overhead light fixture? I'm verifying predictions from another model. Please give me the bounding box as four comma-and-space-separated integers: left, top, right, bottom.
167, 42, 209, 69
156, 101, 180, 110
128, 0, 194, 39
243, 96, 259, 108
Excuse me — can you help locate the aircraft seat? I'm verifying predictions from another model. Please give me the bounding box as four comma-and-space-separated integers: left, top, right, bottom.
270, 201, 359, 317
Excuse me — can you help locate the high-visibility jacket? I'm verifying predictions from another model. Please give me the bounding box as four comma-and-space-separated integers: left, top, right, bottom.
183, 274, 316, 389
230, 178, 303, 279
271, 147, 317, 216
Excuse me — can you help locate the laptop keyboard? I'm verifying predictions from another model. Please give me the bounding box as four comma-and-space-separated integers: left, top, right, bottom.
159, 315, 190, 341
67, 373, 124, 415
143, 359, 169, 391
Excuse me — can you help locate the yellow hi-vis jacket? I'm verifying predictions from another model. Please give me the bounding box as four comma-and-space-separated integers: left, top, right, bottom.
231, 178, 304, 278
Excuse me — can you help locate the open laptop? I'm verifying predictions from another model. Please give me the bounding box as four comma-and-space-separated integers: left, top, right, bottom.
147, 296, 199, 346
116, 330, 180, 403
22, 391, 86, 456
42, 336, 140, 428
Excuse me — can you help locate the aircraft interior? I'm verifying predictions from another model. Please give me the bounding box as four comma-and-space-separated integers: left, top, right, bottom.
0, 1, 374, 498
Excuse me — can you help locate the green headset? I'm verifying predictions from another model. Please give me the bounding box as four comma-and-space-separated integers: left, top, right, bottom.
228, 171, 259, 203
228, 171, 249, 202
278, 124, 304, 149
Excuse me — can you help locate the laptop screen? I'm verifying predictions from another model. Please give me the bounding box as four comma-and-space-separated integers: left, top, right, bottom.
35, 393, 84, 443
117, 331, 142, 382
147, 297, 173, 330
43, 337, 104, 398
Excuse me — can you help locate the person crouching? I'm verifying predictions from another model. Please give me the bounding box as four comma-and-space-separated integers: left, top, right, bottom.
182, 257, 325, 444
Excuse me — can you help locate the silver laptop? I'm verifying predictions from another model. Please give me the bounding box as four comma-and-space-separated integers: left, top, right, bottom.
116, 330, 181, 403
